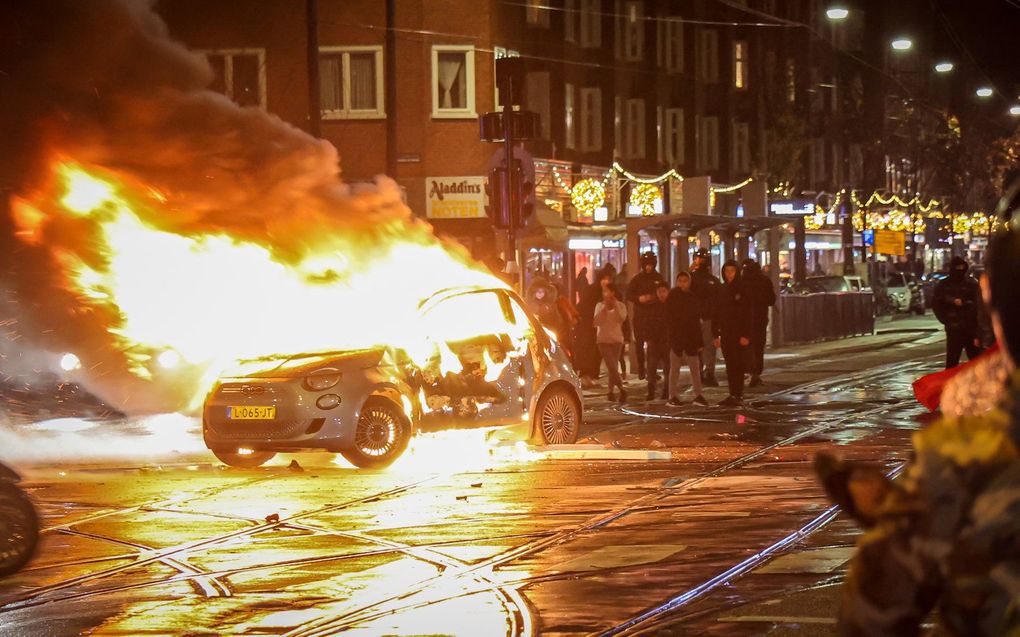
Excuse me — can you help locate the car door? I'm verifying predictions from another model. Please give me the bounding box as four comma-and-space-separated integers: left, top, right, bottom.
415, 290, 526, 431
500, 290, 553, 413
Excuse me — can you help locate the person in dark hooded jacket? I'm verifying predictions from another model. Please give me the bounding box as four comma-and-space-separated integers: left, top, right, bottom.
741, 259, 776, 386
666, 271, 707, 406
933, 256, 984, 368
627, 252, 666, 380
712, 260, 753, 406
644, 282, 672, 400
690, 248, 721, 386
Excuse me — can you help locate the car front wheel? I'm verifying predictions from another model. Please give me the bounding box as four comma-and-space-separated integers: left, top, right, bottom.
533, 386, 581, 445
212, 449, 276, 468
341, 397, 411, 469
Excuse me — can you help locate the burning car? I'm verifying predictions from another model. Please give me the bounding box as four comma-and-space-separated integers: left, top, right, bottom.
202, 286, 582, 468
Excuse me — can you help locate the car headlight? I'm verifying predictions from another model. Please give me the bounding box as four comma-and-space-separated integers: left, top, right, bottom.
304, 369, 342, 391
316, 393, 341, 410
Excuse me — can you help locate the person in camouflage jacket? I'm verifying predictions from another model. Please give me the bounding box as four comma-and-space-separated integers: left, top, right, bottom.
819, 226, 1020, 636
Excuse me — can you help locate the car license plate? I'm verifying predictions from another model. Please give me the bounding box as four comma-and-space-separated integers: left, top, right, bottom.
227, 406, 276, 420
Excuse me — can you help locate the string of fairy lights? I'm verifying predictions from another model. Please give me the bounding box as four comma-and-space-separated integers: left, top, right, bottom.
550, 161, 998, 237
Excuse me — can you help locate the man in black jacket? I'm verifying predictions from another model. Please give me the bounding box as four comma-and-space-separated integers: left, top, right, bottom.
933, 256, 984, 368
690, 248, 721, 386
666, 272, 707, 406
741, 259, 776, 386
627, 251, 666, 380
713, 260, 753, 406
644, 282, 672, 400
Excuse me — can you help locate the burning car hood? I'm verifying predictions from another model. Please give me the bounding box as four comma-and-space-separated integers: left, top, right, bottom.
224, 348, 388, 379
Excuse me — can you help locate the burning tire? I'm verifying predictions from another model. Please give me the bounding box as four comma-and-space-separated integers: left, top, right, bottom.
341, 397, 411, 469
0, 482, 38, 577
212, 449, 276, 468
534, 385, 581, 445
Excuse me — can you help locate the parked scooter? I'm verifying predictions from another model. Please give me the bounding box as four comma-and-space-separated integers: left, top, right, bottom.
0, 462, 38, 577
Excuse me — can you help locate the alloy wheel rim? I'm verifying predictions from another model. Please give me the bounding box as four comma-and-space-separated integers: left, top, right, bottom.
356, 408, 399, 457
541, 395, 576, 444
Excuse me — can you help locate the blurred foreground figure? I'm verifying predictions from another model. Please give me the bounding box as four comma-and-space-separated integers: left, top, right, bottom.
819, 217, 1020, 636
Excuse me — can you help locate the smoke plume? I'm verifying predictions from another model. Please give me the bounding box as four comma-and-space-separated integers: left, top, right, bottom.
0, 0, 490, 415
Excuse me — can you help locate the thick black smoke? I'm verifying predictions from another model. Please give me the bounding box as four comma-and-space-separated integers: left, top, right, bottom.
0, 0, 466, 414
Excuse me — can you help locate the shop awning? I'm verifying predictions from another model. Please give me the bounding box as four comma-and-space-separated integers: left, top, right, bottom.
520, 202, 569, 248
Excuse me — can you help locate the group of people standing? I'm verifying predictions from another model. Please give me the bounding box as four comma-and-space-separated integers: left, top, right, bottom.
561, 249, 776, 407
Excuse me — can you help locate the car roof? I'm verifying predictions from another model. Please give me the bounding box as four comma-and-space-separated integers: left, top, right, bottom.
418, 284, 513, 311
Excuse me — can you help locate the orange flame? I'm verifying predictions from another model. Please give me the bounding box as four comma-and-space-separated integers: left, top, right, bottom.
13, 160, 514, 412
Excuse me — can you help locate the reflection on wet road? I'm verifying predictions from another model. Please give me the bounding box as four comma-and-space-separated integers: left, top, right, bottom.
0, 339, 942, 636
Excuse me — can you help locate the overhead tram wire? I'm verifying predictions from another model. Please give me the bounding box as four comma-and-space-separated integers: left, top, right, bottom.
497, 0, 797, 29
931, 0, 1009, 103
317, 19, 714, 78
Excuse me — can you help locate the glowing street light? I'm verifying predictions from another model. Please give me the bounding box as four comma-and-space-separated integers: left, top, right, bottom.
825, 6, 849, 20
934, 61, 954, 73
976, 87, 994, 98
891, 38, 913, 51
1009, 105, 1020, 116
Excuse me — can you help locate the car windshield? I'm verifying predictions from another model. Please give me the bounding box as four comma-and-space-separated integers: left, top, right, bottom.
887, 273, 907, 287
805, 277, 846, 293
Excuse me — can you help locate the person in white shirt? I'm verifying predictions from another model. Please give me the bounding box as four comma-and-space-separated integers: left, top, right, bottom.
594, 285, 628, 402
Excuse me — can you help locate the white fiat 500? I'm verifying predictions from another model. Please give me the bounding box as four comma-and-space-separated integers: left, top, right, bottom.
203, 286, 582, 468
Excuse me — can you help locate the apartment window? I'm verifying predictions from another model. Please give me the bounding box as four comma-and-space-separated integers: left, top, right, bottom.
809, 138, 827, 185
696, 116, 719, 171
580, 87, 603, 152
656, 106, 663, 162
625, 98, 646, 159
810, 67, 823, 114
525, 72, 551, 140
665, 108, 684, 164
832, 142, 843, 184
731, 121, 751, 173
565, 84, 577, 149
697, 30, 719, 83
657, 16, 683, 72
432, 45, 476, 118
614, 95, 622, 154
785, 58, 796, 103
526, 0, 551, 27
565, 0, 577, 42
623, 1, 644, 61
204, 49, 266, 108
319, 47, 384, 119
580, 0, 602, 47
733, 41, 748, 89
849, 144, 863, 186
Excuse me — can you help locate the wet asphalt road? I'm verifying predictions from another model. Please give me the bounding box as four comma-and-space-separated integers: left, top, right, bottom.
0, 323, 944, 636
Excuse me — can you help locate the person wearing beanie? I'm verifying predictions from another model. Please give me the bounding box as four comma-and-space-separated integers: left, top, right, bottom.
712, 260, 753, 406
933, 255, 984, 368
626, 251, 666, 381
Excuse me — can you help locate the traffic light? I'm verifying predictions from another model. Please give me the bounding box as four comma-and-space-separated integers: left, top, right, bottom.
517, 161, 534, 222
485, 167, 511, 228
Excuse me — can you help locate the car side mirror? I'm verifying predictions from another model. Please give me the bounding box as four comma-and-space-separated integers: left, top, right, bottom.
814, 452, 894, 529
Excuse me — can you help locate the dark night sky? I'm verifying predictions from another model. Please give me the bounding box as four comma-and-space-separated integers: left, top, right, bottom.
931, 0, 1020, 101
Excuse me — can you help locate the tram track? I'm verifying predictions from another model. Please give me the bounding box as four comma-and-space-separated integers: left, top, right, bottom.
0, 476, 434, 611
272, 362, 932, 635
2, 350, 939, 635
